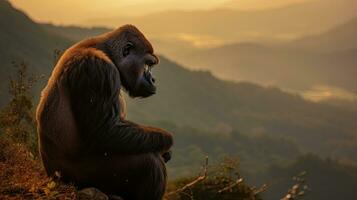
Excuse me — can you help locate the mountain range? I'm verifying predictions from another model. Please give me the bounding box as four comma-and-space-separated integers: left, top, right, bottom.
37, 8, 357, 101
288, 17, 357, 52
167, 16, 357, 99
83, 0, 357, 45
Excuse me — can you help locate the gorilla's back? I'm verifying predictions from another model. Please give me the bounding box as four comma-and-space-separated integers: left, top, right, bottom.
36, 53, 81, 176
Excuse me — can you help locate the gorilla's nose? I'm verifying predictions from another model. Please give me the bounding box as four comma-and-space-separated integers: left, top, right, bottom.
146, 54, 159, 66
151, 77, 156, 83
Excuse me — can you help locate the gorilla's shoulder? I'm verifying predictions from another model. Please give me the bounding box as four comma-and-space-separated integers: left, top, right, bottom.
62, 47, 114, 68
51, 46, 118, 88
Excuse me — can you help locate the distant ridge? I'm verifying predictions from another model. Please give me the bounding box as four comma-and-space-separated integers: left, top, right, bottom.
290, 17, 357, 52
41, 23, 111, 42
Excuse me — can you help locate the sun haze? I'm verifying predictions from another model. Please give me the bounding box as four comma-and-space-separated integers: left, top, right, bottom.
10, 0, 311, 25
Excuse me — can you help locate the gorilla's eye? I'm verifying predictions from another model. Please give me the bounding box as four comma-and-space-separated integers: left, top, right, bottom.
122, 42, 134, 57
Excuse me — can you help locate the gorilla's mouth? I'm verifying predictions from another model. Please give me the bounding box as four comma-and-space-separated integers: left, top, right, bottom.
143, 64, 155, 86
129, 64, 157, 98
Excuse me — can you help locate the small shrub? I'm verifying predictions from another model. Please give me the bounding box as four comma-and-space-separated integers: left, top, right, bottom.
0, 61, 43, 156
167, 157, 265, 200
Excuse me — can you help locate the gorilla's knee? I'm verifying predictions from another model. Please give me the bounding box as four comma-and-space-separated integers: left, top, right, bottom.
134, 153, 166, 200
58, 154, 166, 200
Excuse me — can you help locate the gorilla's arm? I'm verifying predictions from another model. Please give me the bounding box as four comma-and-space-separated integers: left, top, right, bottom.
104, 119, 173, 154
64, 53, 173, 154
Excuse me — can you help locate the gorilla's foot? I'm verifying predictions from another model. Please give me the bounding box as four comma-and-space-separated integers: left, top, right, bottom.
78, 187, 124, 200
78, 187, 108, 200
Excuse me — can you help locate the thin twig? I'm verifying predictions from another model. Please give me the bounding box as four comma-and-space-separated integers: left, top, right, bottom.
166, 156, 209, 197
218, 178, 243, 193
253, 184, 268, 195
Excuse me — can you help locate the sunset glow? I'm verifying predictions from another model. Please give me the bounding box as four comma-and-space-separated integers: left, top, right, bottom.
10, 0, 311, 25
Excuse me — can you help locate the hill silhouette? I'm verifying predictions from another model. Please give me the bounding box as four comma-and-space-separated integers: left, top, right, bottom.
0, 0, 70, 104
289, 17, 357, 52
41, 23, 110, 42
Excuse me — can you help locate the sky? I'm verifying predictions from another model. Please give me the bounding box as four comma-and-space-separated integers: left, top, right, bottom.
10, 0, 310, 25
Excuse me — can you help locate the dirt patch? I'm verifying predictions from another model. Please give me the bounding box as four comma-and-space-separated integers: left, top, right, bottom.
0, 139, 77, 199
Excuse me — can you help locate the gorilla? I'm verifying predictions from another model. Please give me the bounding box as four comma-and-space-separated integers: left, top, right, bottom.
36, 25, 173, 200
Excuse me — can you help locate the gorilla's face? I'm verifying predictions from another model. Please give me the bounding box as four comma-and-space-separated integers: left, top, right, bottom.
117, 36, 159, 98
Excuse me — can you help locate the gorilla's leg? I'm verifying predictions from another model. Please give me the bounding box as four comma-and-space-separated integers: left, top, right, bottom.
60, 153, 166, 200
129, 153, 167, 200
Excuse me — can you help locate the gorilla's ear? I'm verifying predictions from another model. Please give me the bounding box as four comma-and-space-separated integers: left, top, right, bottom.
122, 42, 134, 57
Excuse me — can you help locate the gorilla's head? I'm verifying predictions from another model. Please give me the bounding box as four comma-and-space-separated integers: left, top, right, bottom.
106, 25, 159, 98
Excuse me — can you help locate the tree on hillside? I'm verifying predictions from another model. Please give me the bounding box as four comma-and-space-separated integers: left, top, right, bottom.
0, 61, 43, 155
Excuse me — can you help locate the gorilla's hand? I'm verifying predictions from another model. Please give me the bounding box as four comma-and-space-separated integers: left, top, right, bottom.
162, 150, 172, 163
